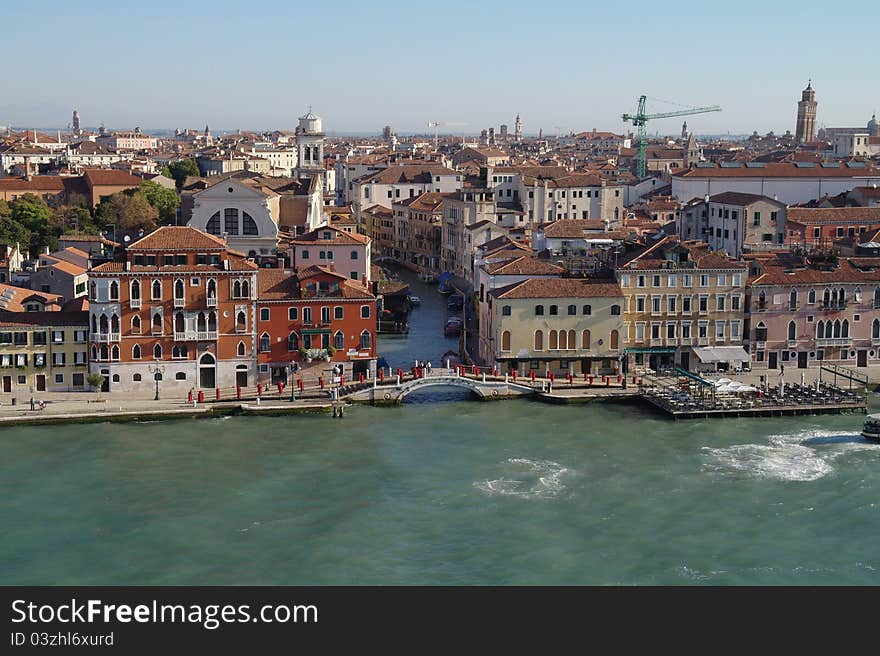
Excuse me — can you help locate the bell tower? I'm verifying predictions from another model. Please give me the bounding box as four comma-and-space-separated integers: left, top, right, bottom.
795, 80, 817, 143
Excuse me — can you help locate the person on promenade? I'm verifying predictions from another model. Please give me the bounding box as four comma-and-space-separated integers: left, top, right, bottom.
426, 361, 432, 374
29, 396, 35, 411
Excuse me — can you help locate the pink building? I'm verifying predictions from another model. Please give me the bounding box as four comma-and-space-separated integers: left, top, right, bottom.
746, 252, 880, 370
286, 225, 372, 284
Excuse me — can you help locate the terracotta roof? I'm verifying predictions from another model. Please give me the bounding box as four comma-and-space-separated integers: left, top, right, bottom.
477, 235, 531, 255
357, 165, 458, 185
258, 267, 374, 301
674, 162, 880, 178
288, 225, 370, 246
82, 169, 143, 186
92, 256, 257, 273
0, 176, 67, 192
0, 310, 88, 328
278, 196, 309, 230
45, 259, 86, 276
786, 207, 880, 224
127, 226, 229, 251
541, 219, 609, 238
708, 192, 784, 206
484, 256, 565, 276
395, 191, 453, 212
618, 236, 746, 271
363, 204, 393, 218
750, 255, 880, 285
0, 283, 63, 312
491, 277, 622, 300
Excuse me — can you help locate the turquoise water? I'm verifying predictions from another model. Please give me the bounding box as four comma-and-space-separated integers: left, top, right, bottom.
1, 398, 878, 585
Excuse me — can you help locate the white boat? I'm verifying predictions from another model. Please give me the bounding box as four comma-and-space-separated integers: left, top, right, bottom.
409, 295, 421, 305
861, 413, 880, 441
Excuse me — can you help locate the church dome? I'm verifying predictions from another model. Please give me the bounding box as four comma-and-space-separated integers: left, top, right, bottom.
869, 113, 878, 135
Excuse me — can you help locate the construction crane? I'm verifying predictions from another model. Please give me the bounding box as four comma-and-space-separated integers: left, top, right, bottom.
428, 121, 467, 149
622, 95, 721, 178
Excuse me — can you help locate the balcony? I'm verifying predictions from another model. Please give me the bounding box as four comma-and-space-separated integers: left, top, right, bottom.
90, 332, 120, 343
174, 331, 218, 341
679, 337, 692, 345
174, 297, 185, 308
130, 298, 142, 309
822, 301, 847, 311
816, 338, 852, 347
697, 337, 710, 346
206, 296, 217, 307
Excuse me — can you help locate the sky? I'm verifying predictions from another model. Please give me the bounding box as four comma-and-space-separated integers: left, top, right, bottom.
2, 0, 878, 136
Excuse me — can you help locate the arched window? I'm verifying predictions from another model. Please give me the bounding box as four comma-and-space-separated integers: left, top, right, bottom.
109, 281, 119, 301
567, 304, 576, 316
175, 372, 186, 380
233, 280, 242, 298
823, 288, 831, 307
111, 345, 119, 361
568, 330, 576, 350
582, 330, 591, 349
152, 313, 162, 334
287, 332, 299, 351
873, 319, 880, 340
206, 211, 221, 235
133, 373, 142, 382
197, 312, 207, 332
582, 305, 591, 315
241, 280, 250, 298
151, 280, 162, 300
559, 330, 567, 350
610, 304, 621, 316
175, 312, 184, 333
755, 321, 767, 341
100, 344, 108, 360
842, 319, 849, 339
110, 314, 119, 333
854, 287, 862, 302
153, 343, 162, 359
549, 330, 558, 350
172, 345, 189, 359
242, 212, 258, 235
501, 330, 511, 351
224, 208, 239, 235
91, 314, 97, 333
549, 304, 558, 316
833, 320, 841, 338
534, 330, 544, 350
789, 289, 797, 310
535, 305, 544, 316
90, 281, 97, 300
610, 329, 619, 350
360, 330, 371, 350
808, 288, 816, 304
99, 314, 108, 333
91, 345, 97, 361
131, 279, 140, 300
875, 288, 880, 309
259, 332, 270, 352
837, 288, 845, 305
502, 305, 511, 316
207, 311, 217, 332
207, 278, 216, 299
788, 321, 797, 341
237, 341, 246, 356
817, 321, 825, 339
174, 279, 184, 299
334, 331, 344, 350
132, 344, 141, 359
758, 290, 766, 307
236, 310, 246, 331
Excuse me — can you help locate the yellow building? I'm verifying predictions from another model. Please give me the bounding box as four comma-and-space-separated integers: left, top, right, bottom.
0, 311, 90, 393
485, 277, 625, 376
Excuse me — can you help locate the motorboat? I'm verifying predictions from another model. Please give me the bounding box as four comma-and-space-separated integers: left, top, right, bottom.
444, 316, 463, 337
409, 295, 421, 306
861, 413, 880, 441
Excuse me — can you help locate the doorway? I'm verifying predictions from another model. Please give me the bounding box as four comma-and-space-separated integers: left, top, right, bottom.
679, 351, 690, 371
198, 353, 216, 388
797, 352, 808, 369
768, 352, 778, 370
2, 376, 10, 393
235, 366, 248, 388
101, 368, 110, 392
36, 374, 46, 391
858, 350, 868, 367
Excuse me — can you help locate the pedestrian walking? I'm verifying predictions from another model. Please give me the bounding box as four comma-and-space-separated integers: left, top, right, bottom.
427, 361, 432, 374
29, 396, 35, 411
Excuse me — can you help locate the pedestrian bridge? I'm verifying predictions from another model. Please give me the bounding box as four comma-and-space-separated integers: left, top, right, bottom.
344, 371, 536, 404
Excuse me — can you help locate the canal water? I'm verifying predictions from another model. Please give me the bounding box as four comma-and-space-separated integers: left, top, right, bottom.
1, 273, 879, 585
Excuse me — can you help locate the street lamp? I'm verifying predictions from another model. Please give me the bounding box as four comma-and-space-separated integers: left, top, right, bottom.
149, 363, 165, 401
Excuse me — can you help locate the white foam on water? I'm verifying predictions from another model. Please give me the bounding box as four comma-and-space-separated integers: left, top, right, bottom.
474, 458, 575, 499
703, 428, 877, 482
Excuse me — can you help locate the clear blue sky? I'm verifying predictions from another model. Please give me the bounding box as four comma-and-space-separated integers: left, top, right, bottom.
2, 0, 877, 136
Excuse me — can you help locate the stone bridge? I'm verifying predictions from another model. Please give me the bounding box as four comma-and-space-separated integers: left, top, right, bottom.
344, 372, 537, 404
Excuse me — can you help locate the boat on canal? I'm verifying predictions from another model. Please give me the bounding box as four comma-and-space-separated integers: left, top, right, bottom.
861, 413, 880, 441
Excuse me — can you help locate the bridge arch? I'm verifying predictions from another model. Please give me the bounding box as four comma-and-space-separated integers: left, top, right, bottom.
396, 375, 490, 401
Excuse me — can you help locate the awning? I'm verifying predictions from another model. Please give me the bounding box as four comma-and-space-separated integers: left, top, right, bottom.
624, 346, 677, 354
692, 346, 750, 363
674, 367, 715, 387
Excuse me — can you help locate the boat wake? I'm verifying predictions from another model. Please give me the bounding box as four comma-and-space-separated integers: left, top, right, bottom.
702, 429, 876, 482
474, 458, 575, 499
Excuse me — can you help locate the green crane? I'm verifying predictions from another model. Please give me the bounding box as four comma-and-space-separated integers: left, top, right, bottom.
622, 95, 722, 178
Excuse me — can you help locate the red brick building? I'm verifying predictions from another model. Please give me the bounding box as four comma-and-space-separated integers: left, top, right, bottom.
88, 227, 258, 394
785, 207, 880, 249
257, 265, 377, 384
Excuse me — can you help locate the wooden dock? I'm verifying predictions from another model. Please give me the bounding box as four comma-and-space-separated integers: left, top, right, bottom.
638, 394, 866, 419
